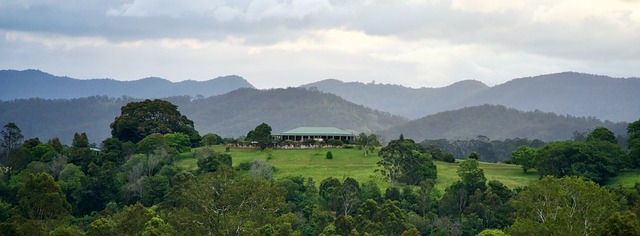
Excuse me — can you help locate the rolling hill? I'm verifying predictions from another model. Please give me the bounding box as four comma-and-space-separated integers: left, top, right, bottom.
0, 69, 254, 100
0, 88, 407, 144
379, 104, 628, 142
302, 79, 489, 119
302, 72, 640, 122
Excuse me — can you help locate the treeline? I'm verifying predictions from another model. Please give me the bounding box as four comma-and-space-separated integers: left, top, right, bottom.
421, 137, 546, 163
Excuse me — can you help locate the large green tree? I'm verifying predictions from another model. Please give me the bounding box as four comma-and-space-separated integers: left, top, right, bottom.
0, 122, 24, 164
246, 123, 272, 150
377, 137, 437, 186
507, 176, 618, 236
628, 119, 640, 168
17, 172, 71, 220
110, 99, 200, 145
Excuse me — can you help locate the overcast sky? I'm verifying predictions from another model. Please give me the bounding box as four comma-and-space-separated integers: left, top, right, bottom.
1, 0, 639, 88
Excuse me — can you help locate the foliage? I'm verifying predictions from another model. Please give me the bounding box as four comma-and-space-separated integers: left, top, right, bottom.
1, 122, 24, 164
18, 172, 71, 220
422, 137, 545, 163
247, 123, 273, 150
159, 168, 285, 235
249, 158, 274, 179
377, 137, 437, 186
355, 133, 380, 157
629, 118, 640, 168
601, 210, 640, 236
507, 176, 619, 236
200, 133, 224, 146
536, 139, 627, 185
506, 146, 537, 173
197, 151, 232, 173
325, 151, 333, 159
110, 99, 200, 145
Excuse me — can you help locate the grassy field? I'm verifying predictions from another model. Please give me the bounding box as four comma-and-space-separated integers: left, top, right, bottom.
174, 145, 637, 190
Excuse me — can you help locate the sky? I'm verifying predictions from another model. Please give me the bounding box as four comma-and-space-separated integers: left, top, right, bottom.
1, 0, 639, 89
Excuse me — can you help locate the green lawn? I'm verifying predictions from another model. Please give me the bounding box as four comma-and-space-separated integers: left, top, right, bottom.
174, 145, 637, 190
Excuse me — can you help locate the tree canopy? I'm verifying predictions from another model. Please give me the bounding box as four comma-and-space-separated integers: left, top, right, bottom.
110, 99, 200, 145
377, 137, 437, 186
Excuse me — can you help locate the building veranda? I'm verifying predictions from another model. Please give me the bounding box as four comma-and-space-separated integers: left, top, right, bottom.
273, 127, 355, 144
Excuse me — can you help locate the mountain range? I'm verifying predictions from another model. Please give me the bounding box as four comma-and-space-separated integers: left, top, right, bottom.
0, 69, 254, 100
301, 72, 640, 122
0, 69, 637, 144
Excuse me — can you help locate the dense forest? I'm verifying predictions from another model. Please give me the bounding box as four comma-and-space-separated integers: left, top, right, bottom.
1, 99, 639, 235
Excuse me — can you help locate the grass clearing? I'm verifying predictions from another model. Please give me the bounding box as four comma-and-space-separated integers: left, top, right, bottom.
174, 145, 637, 190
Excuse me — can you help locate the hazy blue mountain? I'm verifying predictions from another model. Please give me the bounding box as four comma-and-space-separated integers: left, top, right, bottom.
465, 72, 640, 122
302, 79, 489, 119
0, 69, 254, 100
302, 72, 640, 122
380, 104, 628, 142
0, 88, 406, 144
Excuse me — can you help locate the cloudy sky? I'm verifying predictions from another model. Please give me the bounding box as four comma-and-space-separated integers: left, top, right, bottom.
1, 0, 639, 88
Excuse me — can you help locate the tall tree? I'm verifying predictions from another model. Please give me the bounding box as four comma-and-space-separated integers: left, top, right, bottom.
17, 172, 71, 220
247, 123, 272, 150
355, 133, 380, 157
506, 146, 537, 173
0, 122, 23, 164
507, 176, 618, 236
110, 99, 200, 145
376, 137, 436, 186
628, 119, 640, 168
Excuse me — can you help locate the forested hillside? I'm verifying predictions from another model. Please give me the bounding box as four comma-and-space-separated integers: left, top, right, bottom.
302, 72, 640, 122
302, 79, 489, 119
380, 104, 628, 142
0, 88, 406, 144
178, 87, 407, 138
0, 69, 254, 100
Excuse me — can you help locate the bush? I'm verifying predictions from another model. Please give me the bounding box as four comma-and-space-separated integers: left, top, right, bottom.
326, 151, 333, 159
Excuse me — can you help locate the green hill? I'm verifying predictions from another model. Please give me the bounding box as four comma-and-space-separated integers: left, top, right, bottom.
178, 87, 407, 138
380, 104, 629, 142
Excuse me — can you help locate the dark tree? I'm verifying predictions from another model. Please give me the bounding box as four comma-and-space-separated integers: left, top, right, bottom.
377, 137, 437, 186
0, 122, 23, 164
247, 123, 272, 150
197, 151, 232, 173
628, 119, 640, 168
110, 99, 200, 145
586, 127, 618, 144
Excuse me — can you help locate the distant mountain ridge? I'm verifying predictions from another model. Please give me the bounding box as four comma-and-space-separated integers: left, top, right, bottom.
302, 72, 640, 122
0, 88, 406, 144
380, 104, 628, 142
303, 79, 490, 120
0, 69, 254, 100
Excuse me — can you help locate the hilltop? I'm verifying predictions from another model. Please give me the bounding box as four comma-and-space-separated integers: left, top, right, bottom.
0, 69, 254, 100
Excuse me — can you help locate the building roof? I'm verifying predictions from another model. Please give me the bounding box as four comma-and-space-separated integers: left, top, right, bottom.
277, 127, 354, 136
